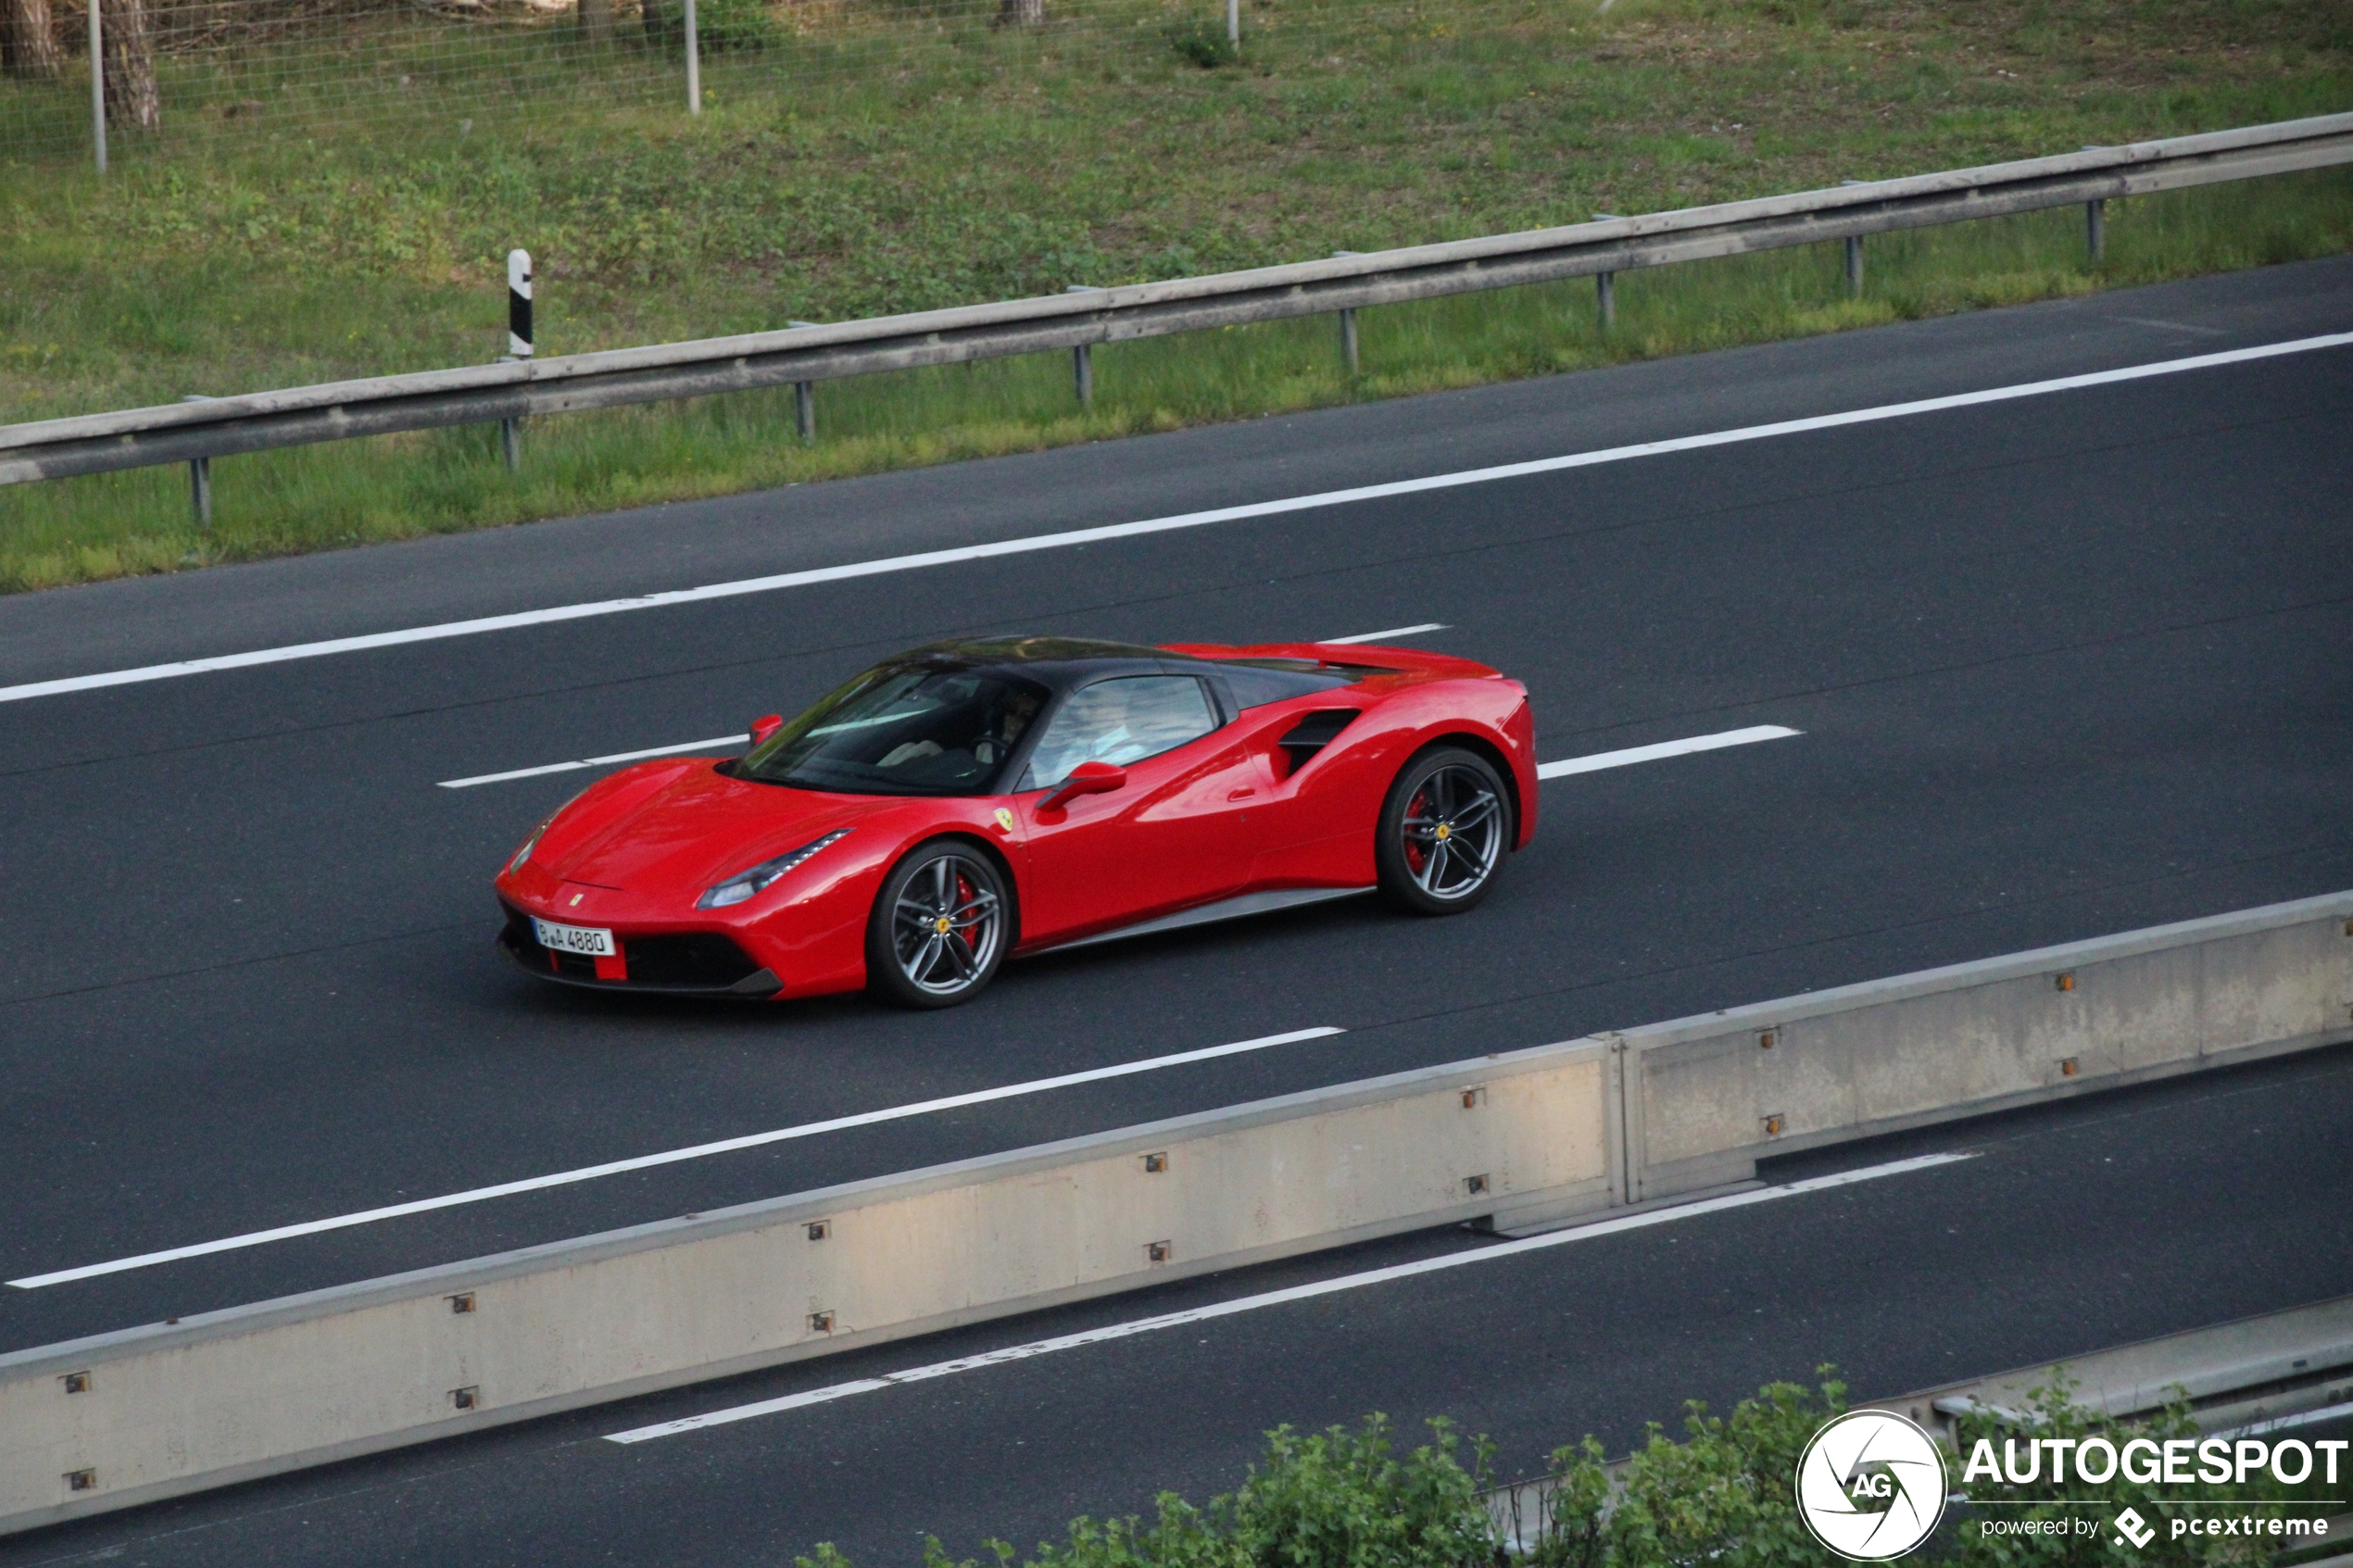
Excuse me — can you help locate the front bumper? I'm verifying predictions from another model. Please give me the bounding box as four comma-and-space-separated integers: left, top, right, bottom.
497, 901, 783, 998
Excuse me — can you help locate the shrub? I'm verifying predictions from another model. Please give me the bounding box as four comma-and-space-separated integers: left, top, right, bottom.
802, 1374, 2335, 1568
1529, 1377, 1842, 1568
1164, 17, 1238, 68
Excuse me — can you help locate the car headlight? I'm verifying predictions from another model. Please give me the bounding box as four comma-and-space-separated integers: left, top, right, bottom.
506, 787, 596, 874
698, 830, 853, 909
507, 817, 554, 873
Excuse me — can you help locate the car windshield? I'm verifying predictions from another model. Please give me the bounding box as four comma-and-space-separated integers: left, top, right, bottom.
738, 664, 1051, 797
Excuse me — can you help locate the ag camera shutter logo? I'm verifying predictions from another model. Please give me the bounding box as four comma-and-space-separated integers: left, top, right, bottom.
1795, 1411, 1949, 1561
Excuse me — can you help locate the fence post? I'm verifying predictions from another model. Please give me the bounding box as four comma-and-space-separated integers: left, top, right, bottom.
499, 249, 533, 472
1227, 0, 1239, 47
181, 395, 213, 528
1067, 285, 1102, 408
683, 0, 701, 116
88, 0, 107, 174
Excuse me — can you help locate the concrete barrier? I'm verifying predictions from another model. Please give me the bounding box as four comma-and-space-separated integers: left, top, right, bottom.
1619, 892, 2353, 1202
0, 1045, 1617, 1533
4, 891, 2348, 1535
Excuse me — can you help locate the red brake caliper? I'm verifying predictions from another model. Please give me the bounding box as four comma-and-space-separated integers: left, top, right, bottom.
951, 872, 977, 963
1403, 788, 1431, 875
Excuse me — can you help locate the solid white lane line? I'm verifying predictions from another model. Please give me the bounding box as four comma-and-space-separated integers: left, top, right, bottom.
5, 1025, 1343, 1290
437, 734, 749, 790
603, 1149, 1977, 1443
1322, 622, 1449, 645
1537, 724, 1802, 780
7, 332, 2347, 709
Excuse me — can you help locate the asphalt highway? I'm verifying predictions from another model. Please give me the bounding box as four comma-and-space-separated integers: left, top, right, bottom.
0, 257, 2348, 1562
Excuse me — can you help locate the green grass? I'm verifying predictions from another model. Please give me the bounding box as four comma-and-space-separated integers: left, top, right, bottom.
3, 0, 2349, 593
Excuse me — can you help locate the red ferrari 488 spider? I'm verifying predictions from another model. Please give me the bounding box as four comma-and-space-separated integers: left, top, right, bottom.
495, 635, 1536, 1007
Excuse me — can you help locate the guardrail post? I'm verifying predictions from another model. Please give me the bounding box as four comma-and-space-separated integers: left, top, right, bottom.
1839, 182, 1868, 296
181, 395, 214, 527
2082, 148, 2109, 263
1590, 218, 1619, 331
683, 0, 700, 115
1331, 252, 1362, 375
88, 0, 106, 174
787, 321, 818, 444
1066, 285, 1103, 408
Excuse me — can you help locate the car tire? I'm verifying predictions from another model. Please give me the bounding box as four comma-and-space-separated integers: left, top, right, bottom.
1374, 746, 1512, 916
866, 840, 1013, 1009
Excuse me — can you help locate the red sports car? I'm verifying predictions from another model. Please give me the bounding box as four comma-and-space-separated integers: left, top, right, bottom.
495, 636, 1536, 1008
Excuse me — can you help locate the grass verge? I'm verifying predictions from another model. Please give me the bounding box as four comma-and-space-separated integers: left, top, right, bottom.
2, 0, 2349, 594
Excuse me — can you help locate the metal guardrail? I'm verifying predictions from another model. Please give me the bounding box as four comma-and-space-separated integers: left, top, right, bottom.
4, 111, 2350, 491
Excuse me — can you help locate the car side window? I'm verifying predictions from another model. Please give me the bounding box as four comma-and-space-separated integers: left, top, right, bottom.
1020, 676, 1219, 790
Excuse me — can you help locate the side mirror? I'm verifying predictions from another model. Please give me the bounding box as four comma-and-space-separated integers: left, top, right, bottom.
1041, 759, 1126, 813
749, 713, 786, 747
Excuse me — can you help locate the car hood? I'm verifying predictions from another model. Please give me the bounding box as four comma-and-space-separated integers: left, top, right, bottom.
538, 761, 896, 893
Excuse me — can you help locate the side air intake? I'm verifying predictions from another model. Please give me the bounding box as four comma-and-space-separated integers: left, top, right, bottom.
1277, 709, 1360, 773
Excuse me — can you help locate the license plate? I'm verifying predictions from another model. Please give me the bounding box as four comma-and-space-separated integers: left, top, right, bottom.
534, 918, 616, 957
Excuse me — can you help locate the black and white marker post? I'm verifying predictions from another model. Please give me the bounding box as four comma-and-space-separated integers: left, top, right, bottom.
499, 248, 532, 471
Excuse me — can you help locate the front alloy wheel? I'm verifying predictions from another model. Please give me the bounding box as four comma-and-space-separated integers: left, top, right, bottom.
1375, 746, 1510, 915
867, 842, 1011, 1008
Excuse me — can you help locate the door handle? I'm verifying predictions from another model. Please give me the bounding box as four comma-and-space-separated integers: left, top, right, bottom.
1227, 786, 1256, 800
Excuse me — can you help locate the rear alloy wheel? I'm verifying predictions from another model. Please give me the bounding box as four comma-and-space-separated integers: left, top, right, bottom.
1375, 746, 1511, 915
866, 841, 1012, 1009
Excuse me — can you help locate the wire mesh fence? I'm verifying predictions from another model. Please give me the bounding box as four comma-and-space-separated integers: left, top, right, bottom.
0, 0, 1388, 166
